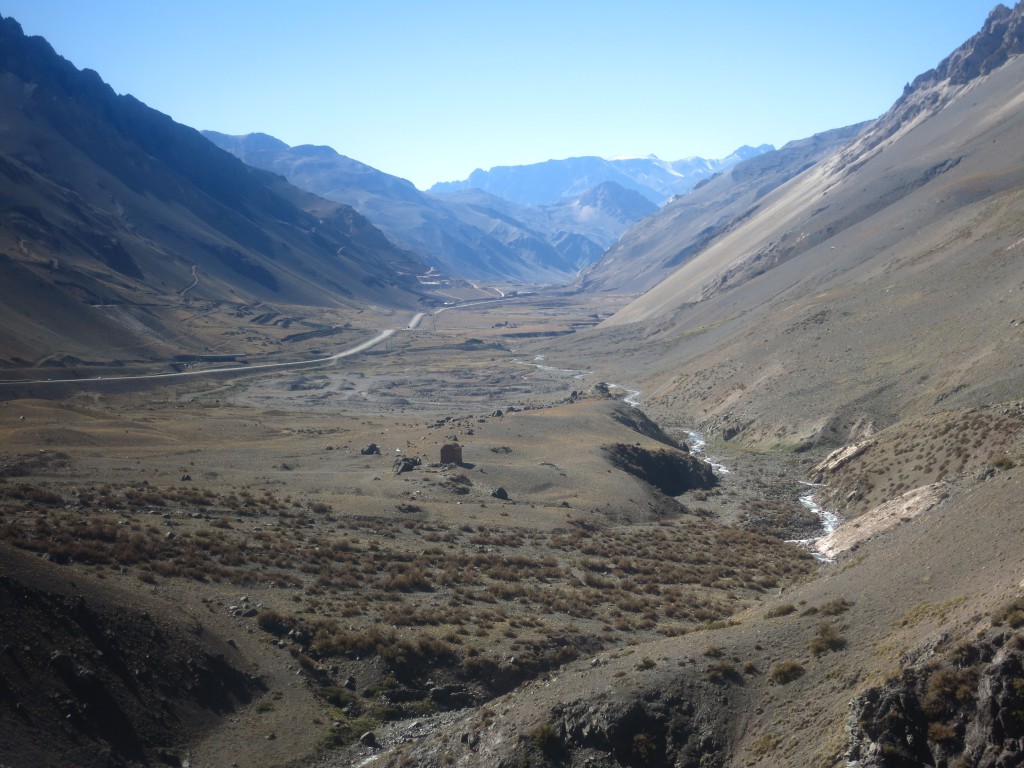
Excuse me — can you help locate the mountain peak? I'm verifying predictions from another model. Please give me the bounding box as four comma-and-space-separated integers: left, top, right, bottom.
908, 2, 1023, 91
429, 148, 772, 206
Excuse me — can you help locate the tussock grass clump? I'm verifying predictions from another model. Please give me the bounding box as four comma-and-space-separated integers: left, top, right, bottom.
992, 597, 1024, 628
769, 660, 805, 684
808, 621, 847, 655
818, 597, 854, 616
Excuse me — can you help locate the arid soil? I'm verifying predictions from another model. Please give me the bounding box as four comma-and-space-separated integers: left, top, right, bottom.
0, 295, 813, 767
2, 294, 1024, 768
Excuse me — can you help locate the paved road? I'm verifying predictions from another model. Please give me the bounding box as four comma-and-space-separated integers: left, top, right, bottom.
1, 290, 522, 389
0, 326, 400, 387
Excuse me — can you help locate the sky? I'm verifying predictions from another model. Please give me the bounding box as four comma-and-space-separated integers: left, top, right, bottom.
1, 1, 1006, 190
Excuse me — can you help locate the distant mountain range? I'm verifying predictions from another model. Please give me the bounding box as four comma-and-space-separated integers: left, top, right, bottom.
204, 132, 657, 283
575, 125, 867, 294
428, 147, 773, 206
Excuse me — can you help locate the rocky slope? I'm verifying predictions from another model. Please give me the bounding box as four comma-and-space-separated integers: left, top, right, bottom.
0, 545, 263, 768
0, 15, 427, 365
546, 2, 1024, 455
574, 124, 866, 295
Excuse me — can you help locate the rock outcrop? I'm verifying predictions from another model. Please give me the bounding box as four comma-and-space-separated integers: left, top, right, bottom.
846, 621, 1024, 767
605, 444, 717, 496
910, 3, 1024, 89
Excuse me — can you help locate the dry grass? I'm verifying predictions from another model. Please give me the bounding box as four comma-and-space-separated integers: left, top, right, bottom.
0, 456, 813, 743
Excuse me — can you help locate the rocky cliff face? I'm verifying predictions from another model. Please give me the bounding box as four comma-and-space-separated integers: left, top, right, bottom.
911, 3, 1024, 88
832, 2, 1024, 176
846, 617, 1024, 767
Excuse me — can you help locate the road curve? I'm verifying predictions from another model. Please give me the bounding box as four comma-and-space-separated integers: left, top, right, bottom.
0, 325, 401, 387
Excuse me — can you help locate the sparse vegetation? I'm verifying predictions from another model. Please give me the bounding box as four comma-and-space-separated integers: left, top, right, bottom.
808, 621, 847, 655
769, 660, 805, 684
992, 597, 1024, 628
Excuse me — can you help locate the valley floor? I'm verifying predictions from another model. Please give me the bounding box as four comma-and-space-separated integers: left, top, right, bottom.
2, 292, 1023, 768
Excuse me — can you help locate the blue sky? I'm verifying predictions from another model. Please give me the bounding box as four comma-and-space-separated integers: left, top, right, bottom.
3, 1, 1004, 189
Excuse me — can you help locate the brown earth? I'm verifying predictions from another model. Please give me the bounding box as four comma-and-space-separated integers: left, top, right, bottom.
2, 293, 1023, 768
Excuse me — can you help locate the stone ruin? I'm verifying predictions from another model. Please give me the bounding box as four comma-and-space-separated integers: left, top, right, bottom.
440, 443, 463, 465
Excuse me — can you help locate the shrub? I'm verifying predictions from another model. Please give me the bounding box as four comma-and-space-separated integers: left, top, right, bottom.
992, 597, 1024, 629
706, 659, 737, 682
922, 667, 977, 720
927, 721, 958, 743
529, 723, 561, 757
819, 598, 854, 616
993, 455, 1016, 470
808, 621, 847, 655
769, 660, 804, 684
257, 608, 293, 635
766, 603, 796, 618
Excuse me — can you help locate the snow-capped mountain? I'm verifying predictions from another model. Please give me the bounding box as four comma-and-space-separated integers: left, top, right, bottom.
428, 146, 773, 206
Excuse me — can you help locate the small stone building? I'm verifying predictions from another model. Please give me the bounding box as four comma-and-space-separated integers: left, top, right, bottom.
440, 443, 463, 465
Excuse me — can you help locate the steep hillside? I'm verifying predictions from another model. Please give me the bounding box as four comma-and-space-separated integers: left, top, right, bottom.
0, 16, 427, 366
429, 147, 772, 206
203, 132, 598, 284
553, 2, 1024, 454
574, 124, 866, 295
0, 545, 265, 768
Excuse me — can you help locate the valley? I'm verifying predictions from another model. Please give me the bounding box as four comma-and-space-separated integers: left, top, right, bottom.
4, 4, 1024, 767
4, 290, 1024, 768
0, 292, 821, 767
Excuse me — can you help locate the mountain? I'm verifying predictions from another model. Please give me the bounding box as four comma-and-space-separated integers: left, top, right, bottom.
574, 124, 867, 294
202, 132, 577, 283
434, 181, 658, 270
354, 6, 1024, 766
203, 133, 656, 283
563, 2, 1024, 454
0, 15, 427, 366
428, 146, 773, 206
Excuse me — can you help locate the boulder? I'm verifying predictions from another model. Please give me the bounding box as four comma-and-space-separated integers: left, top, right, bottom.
393, 456, 421, 475
360, 731, 379, 748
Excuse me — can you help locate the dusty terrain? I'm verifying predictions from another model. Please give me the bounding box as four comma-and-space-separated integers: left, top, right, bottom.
0, 294, 828, 767
3, 293, 1024, 768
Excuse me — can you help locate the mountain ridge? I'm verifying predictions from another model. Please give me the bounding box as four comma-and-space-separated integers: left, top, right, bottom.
0, 15, 427, 365
573, 124, 867, 295
204, 132, 657, 283
428, 146, 773, 206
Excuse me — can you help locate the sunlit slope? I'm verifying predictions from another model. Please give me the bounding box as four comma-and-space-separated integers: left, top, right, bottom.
591, 41, 1024, 447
